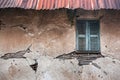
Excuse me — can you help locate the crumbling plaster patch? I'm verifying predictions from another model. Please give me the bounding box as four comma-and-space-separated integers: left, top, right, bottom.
0, 54, 120, 80
36, 56, 82, 80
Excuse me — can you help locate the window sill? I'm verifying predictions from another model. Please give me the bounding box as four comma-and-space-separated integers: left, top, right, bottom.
75, 50, 101, 54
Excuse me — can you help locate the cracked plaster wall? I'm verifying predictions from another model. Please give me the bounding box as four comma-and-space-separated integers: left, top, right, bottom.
0, 56, 120, 80
76, 9, 120, 60
0, 9, 75, 57
100, 10, 120, 59
0, 9, 120, 80
0, 9, 120, 59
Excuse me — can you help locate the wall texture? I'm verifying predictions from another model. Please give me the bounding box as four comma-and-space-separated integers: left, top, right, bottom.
0, 9, 75, 57
100, 10, 120, 59
0, 8, 120, 80
76, 9, 120, 60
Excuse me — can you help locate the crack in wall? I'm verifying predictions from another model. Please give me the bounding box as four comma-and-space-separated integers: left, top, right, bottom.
0, 44, 32, 59
0, 20, 6, 30
10, 24, 35, 37
11, 24, 27, 31
92, 63, 101, 69
29, 59, 38, 73
91, 62, 108, 75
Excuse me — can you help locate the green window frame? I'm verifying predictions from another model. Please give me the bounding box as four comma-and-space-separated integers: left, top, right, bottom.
76, 20, 100, 53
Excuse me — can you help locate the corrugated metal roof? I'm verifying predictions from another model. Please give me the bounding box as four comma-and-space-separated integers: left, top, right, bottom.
0, 0, 120, 10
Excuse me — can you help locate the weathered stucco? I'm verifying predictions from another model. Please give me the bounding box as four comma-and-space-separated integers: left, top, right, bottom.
100, 10, 120, 59
0, 56, 120, 80
0, 8, 120, 80
76, 9, 120, 60
0, 9, 75, 57
0, 9, 120, 58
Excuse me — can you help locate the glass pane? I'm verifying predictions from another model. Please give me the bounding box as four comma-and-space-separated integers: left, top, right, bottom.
90, 37, 99, 51
77, 21, 86, 35
89, 21, 99, 35
78, 38, 86, 51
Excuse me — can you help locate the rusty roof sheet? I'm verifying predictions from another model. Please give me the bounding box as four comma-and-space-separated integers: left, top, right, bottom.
0, 0, 120, 10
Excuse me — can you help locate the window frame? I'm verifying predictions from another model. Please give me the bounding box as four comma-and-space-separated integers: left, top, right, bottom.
76, 20, 101, 53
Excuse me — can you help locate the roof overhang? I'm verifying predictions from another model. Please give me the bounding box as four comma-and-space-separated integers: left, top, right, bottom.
0, 0, 120, 10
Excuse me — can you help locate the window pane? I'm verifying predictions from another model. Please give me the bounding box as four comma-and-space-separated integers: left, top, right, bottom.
77, 21, 86, 35
90, 37, 99, 51
79, 38, 86, 51
89, 21, 99, 35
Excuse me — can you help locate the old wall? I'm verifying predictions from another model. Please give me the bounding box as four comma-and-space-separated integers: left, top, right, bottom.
76, 9, 120, 60
1, 56, 120, 80
0, 9, 120, 80
0, 9, 120, 59
100, 10, 120, 59
0, 9, 75, 57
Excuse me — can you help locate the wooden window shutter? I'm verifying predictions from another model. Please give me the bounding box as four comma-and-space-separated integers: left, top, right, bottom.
76, 20, 100, 52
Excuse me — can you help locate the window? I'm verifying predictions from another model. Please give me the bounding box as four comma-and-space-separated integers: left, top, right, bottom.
76, 20, 100, 53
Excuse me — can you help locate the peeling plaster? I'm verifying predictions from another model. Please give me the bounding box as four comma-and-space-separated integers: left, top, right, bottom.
56, 51, 104, 65
0, 9, 120, 80
1, 44, 32, 59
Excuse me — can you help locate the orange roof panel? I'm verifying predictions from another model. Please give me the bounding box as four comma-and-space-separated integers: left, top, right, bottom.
0, 0, 119, 10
